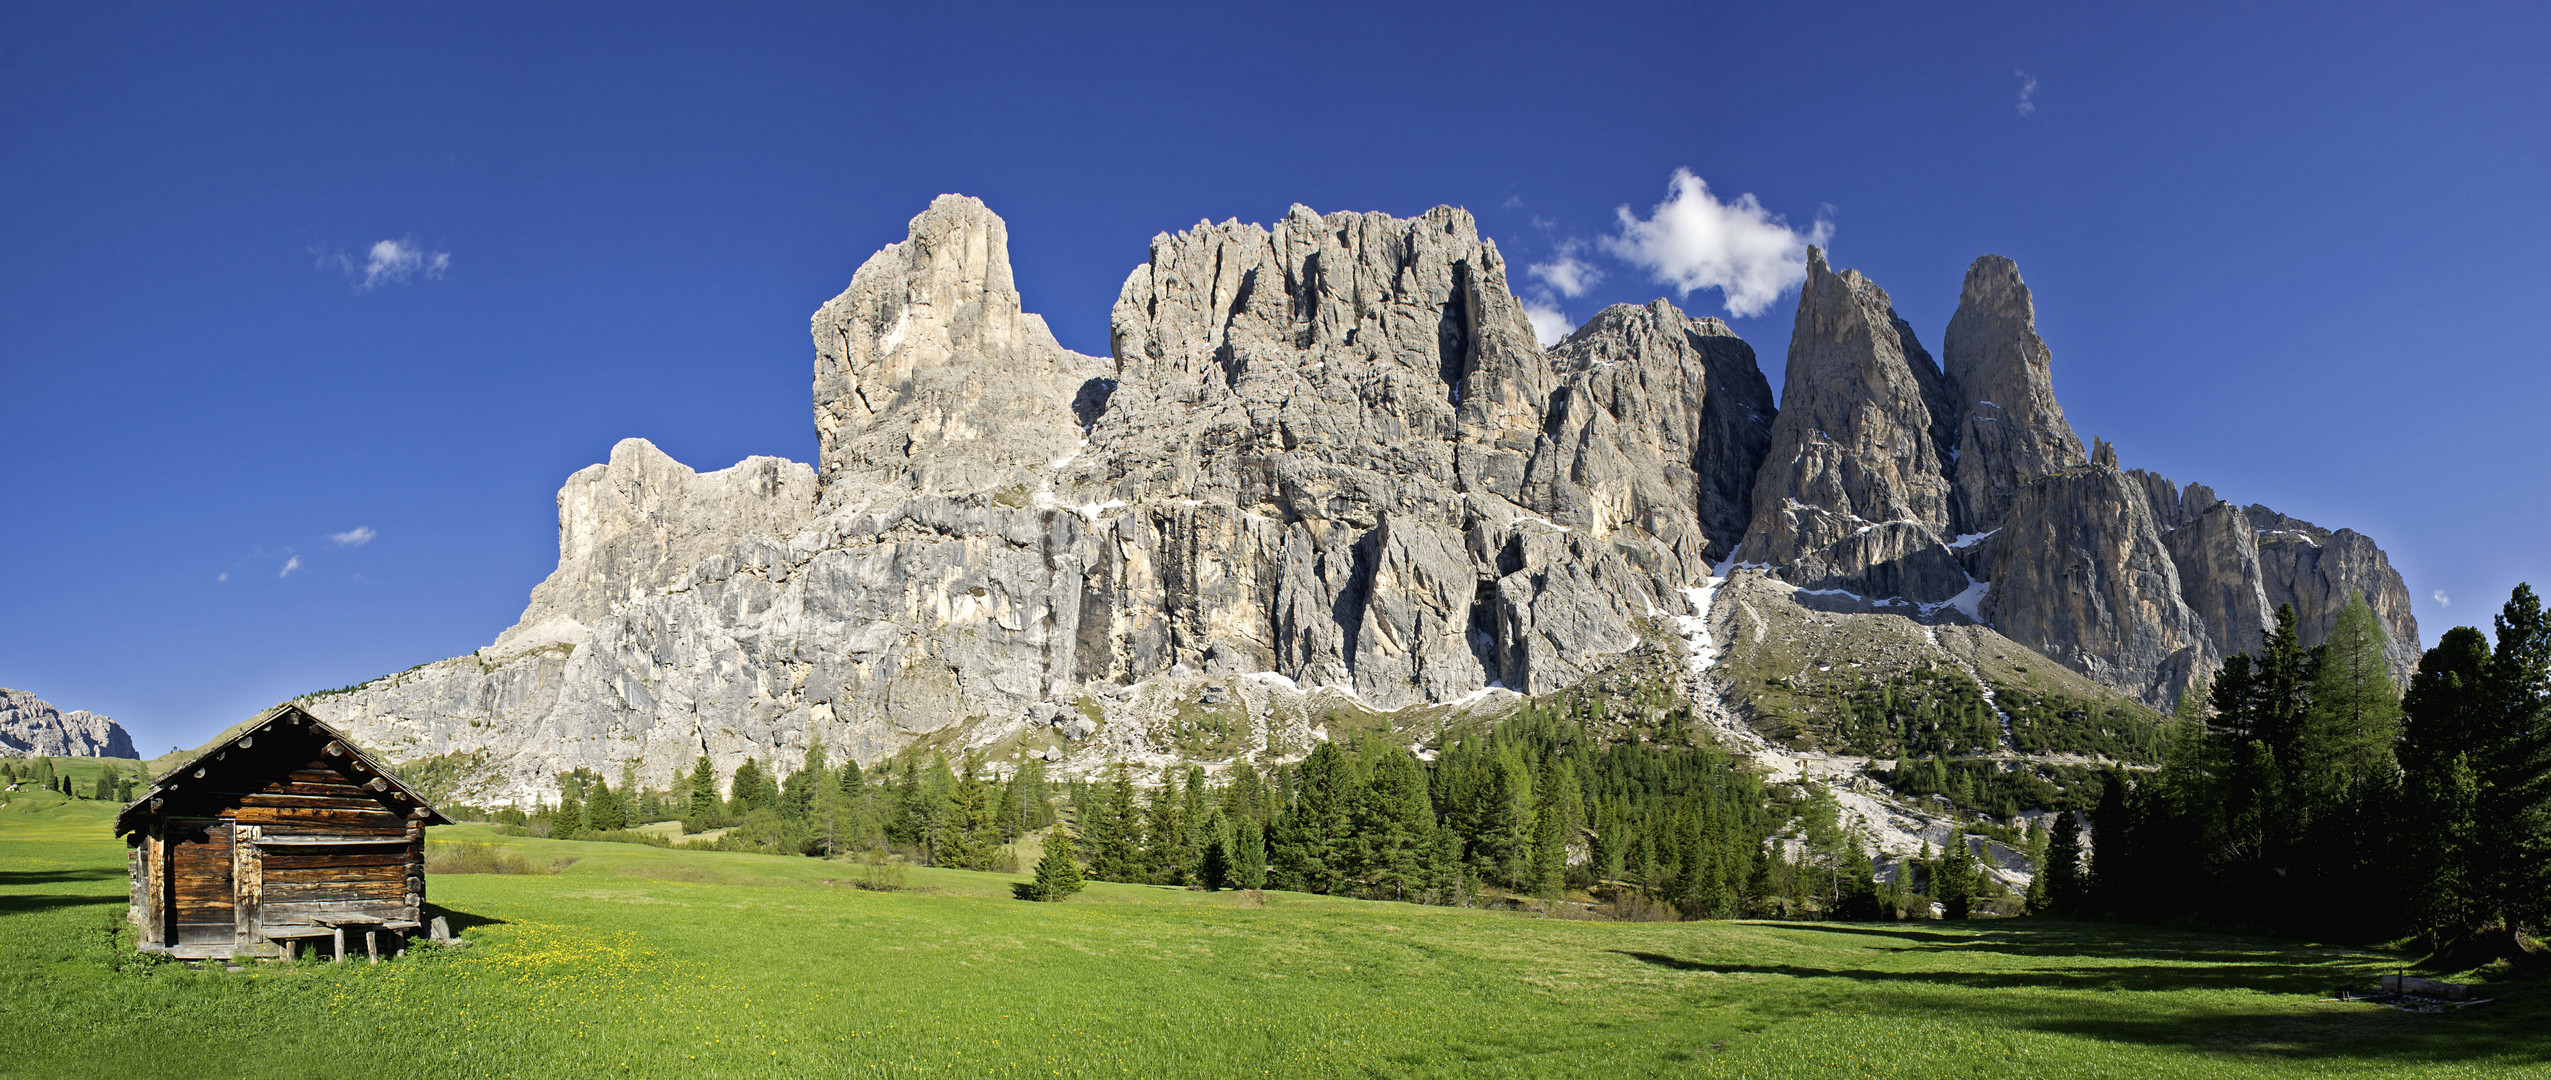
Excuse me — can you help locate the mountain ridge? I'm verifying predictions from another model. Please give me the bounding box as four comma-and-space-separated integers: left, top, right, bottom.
303, 195, 2419, 814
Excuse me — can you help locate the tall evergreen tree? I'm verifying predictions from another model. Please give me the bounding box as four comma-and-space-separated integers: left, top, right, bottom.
2399, 626, 2492, 940
1086, 764, 1144, 882
1355, 748, 1435, 901
1271, 741, 1355, 893
1197, 807, 1233, 890
585, 776, 627, 833
2472, 585, 2551, 946
782, 747, 828, 822
2042, 810, 2087, 915
1938, 830, 1978, 920
1231, 813, 1268, 891
687, 756, 721, 831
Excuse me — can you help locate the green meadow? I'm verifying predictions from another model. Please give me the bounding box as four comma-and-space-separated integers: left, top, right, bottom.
2, 792, 2542, 1080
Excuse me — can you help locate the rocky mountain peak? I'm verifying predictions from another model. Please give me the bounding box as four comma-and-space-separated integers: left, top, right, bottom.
301, 197, 2426, 800
1, 688, 135, 758
812, 194, 1110, 501
1943, 255, 2086, 534
487, 438, 817, 659
1736, 247, 1966, 601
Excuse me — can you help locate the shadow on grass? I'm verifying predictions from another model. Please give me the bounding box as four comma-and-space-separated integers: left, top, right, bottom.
1623, 923, 2551, 1066
0, 892, 119, 915
0, 868, 125, 886
420, 903, 507, 935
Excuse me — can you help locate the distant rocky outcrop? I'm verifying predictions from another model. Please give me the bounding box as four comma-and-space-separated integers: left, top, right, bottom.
0, 689, 136, 758
304, 196, 2421, 803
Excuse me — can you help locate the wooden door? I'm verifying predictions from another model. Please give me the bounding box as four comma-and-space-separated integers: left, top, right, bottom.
164, 818, 235, 948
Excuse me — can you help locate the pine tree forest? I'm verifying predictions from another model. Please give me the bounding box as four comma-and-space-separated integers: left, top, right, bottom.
483, 584, 2549, 944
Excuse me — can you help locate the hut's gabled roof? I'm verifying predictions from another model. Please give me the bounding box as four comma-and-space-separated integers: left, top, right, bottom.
114, 704, 451, 834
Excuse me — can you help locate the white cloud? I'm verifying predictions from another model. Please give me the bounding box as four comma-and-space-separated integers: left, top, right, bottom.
1522, 294, 1574, 347
321, 237, 451, 291
1501, 194, 1527, 210
329, 526, 377, 548
1599, 169, 1832, 318
278, 555, 303, 578
2434, 590, 2450, 607
1529, 241, 1604, 298
2016, 70, 2039, 117
217, 571, 229, 583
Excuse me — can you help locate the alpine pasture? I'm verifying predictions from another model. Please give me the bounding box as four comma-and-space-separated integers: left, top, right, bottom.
1, 793, 2541, 1079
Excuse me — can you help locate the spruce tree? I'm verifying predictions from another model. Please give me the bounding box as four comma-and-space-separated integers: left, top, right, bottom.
1356, 748, 1435, 900
2043, 811, 2086, 915
1198, 808, 1232, 890
1939, 830, 1978, 920
553, 779, 586, 840
686, 756, 720, 832
2473, 585, 2551, 944
2399, 626, 2492, 939
1271, 741, 1355, 894
1026, 823, 1085, 901
1087, 764, 1143, 882
1231, 814, 1268, 890
585, 777, 627, 833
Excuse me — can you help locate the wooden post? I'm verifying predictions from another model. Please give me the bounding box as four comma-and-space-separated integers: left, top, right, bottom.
366, 930, 379, 964
231, 824, 261, 953
333, 926, 346, 963
285, 940, 299, 962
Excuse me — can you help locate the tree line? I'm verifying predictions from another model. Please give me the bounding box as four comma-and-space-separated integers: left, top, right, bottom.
0, 758, 136, 802
2044, 588, 2549, 955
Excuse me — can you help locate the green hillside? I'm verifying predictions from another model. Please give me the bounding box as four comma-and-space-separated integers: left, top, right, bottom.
0, 796, 2540, 1079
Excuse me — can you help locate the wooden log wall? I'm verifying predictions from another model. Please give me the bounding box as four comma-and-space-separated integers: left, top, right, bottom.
167, 819, 234, 947
128, 711, 449, 959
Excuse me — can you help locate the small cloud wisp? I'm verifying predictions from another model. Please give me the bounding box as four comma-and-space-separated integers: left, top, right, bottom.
2016, 70, 2039, 117
329, 526, 377, 548
278, 555, 303, 579
320, 238, 451, 291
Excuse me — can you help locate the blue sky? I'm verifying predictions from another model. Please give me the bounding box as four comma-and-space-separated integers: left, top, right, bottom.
4, 2, 2544, 756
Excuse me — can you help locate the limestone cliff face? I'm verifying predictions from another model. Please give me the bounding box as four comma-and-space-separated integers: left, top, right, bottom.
1942, 256, 2086, 534
312, 199, 1780, 801
488, 439, 819, 658
1736, 249, 1966, 602
1982, 465, 2213, 706
305, 201, 2424, 800
812, 194, 1112, 500
0, 688, 135, 758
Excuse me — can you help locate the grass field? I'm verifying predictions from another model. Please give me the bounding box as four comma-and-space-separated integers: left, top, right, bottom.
2, 791, 2544, 1079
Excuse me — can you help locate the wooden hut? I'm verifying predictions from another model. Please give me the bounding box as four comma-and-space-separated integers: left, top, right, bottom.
114, 704, 450, 961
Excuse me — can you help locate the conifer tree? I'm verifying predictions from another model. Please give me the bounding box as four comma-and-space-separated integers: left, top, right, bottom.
553, 779, 586, 840
1939, 830, 1978, 919
1143, 768, 1189, 885
809, 757, 847, 857
686, 756, 720, 831
2400, 626, 2491, 939
585, 776, 627, 833
1086, 764, 1143, 882
1198, 808, 1232, 890
2042, 811, 2086, 915
1026, 822, 1085, 901
1271, 741, 1355, 893
782, 747, 828, 822
2472, 584, 2551, 944
1231, 813, 1268, 890
730, 758, 776, 816
1356, 748, 1436, 900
